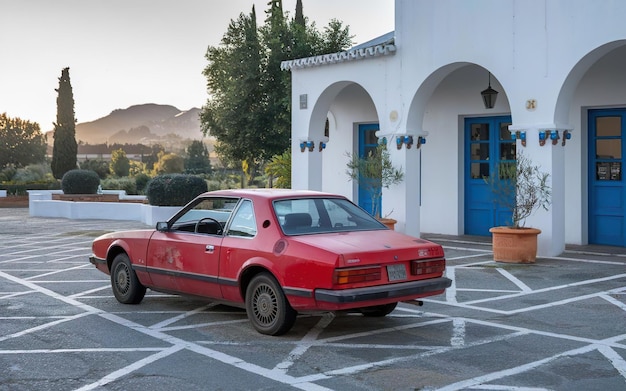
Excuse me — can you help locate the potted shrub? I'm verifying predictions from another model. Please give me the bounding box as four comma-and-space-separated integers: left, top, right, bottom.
346, 143, 404, 229
485, 152, 551, 263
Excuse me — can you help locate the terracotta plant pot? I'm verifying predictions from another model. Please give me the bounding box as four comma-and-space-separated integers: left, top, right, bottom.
378, 218, 397, 230
489, 226, 541, 263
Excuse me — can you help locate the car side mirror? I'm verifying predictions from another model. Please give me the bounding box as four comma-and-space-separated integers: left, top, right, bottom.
156, 221, 169, 232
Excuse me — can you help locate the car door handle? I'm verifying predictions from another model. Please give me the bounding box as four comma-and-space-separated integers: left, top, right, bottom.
206, 245, 214, 253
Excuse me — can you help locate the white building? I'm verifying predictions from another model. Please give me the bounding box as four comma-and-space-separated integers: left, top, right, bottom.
282, 0, 626, 256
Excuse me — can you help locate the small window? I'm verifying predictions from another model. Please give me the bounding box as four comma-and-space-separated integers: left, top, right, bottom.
226, 200, 257, 237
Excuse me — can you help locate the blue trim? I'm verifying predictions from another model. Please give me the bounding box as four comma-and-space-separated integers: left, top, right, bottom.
464, 116, 513, 236
357, 123, 381, 216
588, 109, 626, 246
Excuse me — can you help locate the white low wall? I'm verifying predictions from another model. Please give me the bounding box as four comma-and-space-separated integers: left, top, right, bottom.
28, 190, 179, 226
0, 190, 6, 197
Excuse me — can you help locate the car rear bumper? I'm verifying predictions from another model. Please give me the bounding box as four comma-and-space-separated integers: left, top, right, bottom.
314, 277, 452, 304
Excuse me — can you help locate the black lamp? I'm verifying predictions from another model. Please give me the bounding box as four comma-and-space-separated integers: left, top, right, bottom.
481, 72, 498, 109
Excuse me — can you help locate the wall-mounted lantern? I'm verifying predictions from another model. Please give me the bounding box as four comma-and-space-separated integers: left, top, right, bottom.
481, 72, 499, 109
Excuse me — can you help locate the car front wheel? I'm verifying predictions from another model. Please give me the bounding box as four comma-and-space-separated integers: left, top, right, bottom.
111, 253, 146, 304
245, 273, 296, 336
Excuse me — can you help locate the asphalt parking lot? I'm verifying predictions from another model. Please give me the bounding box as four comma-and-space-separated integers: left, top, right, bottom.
0, 208, 625, 390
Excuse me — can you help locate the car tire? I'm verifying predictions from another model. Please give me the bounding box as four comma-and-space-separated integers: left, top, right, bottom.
245, 272, 296, 336
111, 253, 146, 304
360, 302, 398, 317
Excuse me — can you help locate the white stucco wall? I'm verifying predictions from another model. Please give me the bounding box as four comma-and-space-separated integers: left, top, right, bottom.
287, 0, 626, 253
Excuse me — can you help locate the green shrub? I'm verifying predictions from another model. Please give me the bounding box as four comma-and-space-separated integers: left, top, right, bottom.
146, 174, 208, 206
12, 164, 53, 183
61, 169, 100, 194
134, 173, 151, 194
79, 159, 110, 179
0, 181, 60, 195
0, 165, 17, 182
101, 177, 137, 195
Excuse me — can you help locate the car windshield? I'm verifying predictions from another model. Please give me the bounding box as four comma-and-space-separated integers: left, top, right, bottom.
274, 197, 385, 235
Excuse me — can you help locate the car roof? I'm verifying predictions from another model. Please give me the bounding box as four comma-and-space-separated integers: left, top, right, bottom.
200, 188, 345, 201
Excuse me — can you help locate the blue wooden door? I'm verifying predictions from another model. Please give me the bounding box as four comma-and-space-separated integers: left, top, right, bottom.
464, 116, 514, 235
358, 123, 380, 216
589, 109, 626, 246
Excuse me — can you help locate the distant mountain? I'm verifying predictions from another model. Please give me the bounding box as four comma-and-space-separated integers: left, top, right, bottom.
71, 104, 205, 144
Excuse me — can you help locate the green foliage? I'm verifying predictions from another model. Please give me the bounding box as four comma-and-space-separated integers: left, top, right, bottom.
0, 181, 60, 196
51, 67, 78, 179
129, 160, 147, 177
184, 140, 212, 174
146, 174, 208, 206
0, 164, 58, 195
142, 144, 165, 171
485, 152, 551, 228
79, 159, 110, 179
0, 165, 18, 182
153, 152, 184, 174
101, 177, 137, 195
110, 148, 131, 177
133, 173, 152, 194
61, 169, 100, 194
201, 2, 352, 177
265, 149, 291, 188
0, 113, 47, 168
12, 164, 54, 183
346, 144, 404, 218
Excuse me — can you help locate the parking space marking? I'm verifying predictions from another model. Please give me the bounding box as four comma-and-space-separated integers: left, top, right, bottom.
2, 221, 625, 390
149, 303, 215, 329
496, 268, 533, 292
75, 345, 185, 391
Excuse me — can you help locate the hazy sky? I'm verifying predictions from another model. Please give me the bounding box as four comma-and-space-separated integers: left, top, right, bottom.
1, 0, 394, 133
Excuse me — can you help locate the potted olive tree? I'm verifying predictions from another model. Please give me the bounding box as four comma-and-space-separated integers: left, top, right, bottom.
346, 143, 404, 229
485, 152, 551, 263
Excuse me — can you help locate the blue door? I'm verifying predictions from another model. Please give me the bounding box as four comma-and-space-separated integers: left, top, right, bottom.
358, 123, 380, 216
589, 109, 626, 246
464, 116, 514, 235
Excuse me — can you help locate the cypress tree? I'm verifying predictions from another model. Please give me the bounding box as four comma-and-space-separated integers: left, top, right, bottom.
51, 67, 78, 179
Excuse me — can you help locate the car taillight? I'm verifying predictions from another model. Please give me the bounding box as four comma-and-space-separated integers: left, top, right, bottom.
411, 259, 445, 276
334, 266, 381, 285
417, 246, 444, 258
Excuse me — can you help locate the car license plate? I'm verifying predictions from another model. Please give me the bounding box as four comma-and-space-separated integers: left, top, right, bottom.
387, 264, 406, 281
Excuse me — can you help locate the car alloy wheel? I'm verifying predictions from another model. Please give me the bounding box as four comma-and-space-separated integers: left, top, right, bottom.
110, 253, 146, 304
245, 272, 296, 336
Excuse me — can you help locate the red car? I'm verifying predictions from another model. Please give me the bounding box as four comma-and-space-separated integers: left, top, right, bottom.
90, 189, 452, 335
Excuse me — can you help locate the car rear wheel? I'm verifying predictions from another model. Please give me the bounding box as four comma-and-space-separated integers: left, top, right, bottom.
245, 273, 296, 336
360, 302, 398, 317
111, 253, 146, 304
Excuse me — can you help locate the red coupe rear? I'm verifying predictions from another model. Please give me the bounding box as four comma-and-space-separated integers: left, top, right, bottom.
90, 189, 451, 335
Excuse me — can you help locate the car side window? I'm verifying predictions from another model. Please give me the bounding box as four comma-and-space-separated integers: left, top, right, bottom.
171, 197, 238, 234
226, 199, 257, 238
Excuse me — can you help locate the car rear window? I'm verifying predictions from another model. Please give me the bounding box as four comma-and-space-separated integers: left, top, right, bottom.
274, 198, 384, 235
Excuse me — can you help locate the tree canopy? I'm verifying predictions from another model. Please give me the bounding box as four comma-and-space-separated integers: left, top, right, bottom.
0, 113, 47, 169
201, 0, 353, 178
184, 140, 212, 174
51, 67, 78, 179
